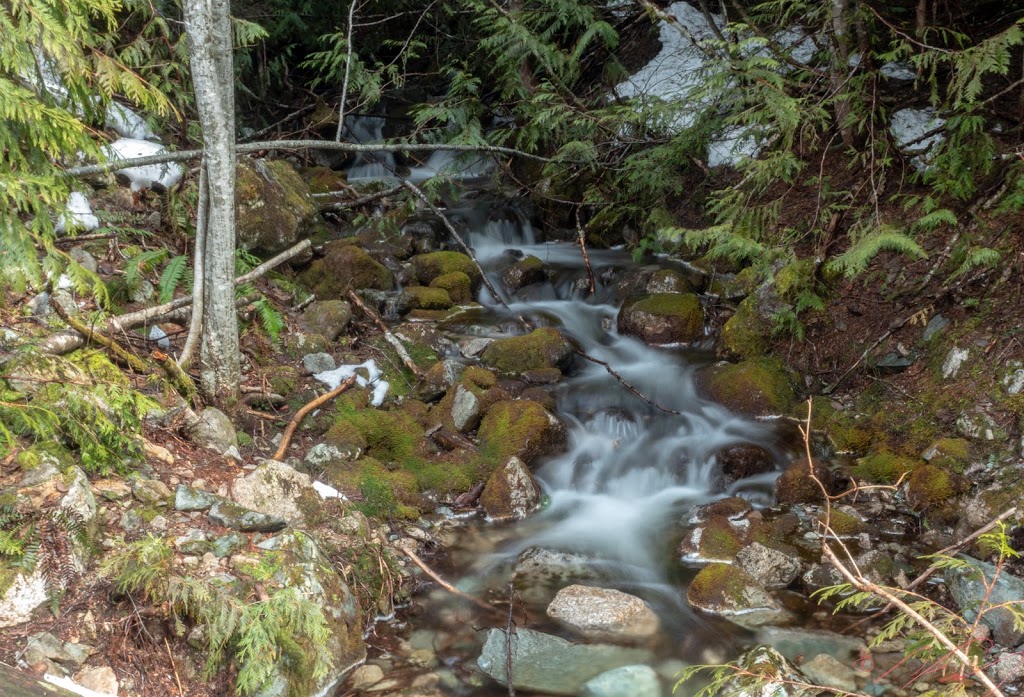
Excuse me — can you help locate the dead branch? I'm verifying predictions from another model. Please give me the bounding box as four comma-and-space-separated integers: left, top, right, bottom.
404, 547, 503, 617
575, 206, 596, 295
574, 350, 681, 415
345, 289, 422, 379
319, 184, 404, 210
505, 581, 517, 697
273, 375, 358, 461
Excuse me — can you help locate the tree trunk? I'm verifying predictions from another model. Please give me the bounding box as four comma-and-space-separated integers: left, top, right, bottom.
184, 0, 239, 410
830, 0, 855, 148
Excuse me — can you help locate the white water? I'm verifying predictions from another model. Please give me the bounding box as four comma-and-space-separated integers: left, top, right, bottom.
344, 115, 398, 181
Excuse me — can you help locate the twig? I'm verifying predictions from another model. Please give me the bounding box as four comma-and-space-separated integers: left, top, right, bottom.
346, 289, 423, 379
234, 239, 312, 286
273, 375, 358, 461
403, 547, 502, 616
505, 582, 517, 697
320, 183, 404, 210
575, 206, 596, 295
48, 298, 149, 374
164, 637, 184, 697
54, 232, 117, 244
574, 350, 681, 414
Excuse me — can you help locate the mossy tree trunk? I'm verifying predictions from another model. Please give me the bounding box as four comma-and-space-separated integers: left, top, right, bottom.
184, 0, 240, 410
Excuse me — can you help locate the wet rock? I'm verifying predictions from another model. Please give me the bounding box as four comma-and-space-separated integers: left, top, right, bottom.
450, 385, 481, 433
617, 293, 704, 345
480, 328, 575, 375
616, 266, 702, 298
412, 251, 482, 290
735, 542, 801, 589
801, 653, 857, 692
428, 271, 473, 304
906, 464, 968, 525
402, 286, 454, 311
299, 241, 394, 298
478, 399, 567, 466
512, 548, 603, 605
721, 645, 811, 697
696, 359, 797, 416
230, 459, 321, 527
948, 556, 1024, 646
717, 444, 774, 484
416, 359, 463, 402
774, 459, 836, 504
721, 296, 773, 359
302, 352, 335, 374
236, 159, 320, 255
678, 514, 748, 563
476, 627, 652, 695
754, 627, 866, 665
942, 346, 969, 379
502, 255, 545, 293
480, 456, 540, 521
208, 501, 287, 533
299, 300, 352, 342
546, 585, 660, 644
689, 497, 753, 523
802, 564, 844, 593
73, 665, 119, 695
187, 406, 238, 454
686, 563, 787, 628
131, 478, 171, 506
580, 665, 662, 697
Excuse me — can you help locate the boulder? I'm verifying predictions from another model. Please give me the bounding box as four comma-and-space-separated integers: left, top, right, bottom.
415, 359, 463, 403
721, 646, 813, 697
696, 359, 797, 416
735, 542, 802, 589
948, 556, 1024, 647
302, 352, 336, 374
678, 514, 749, 563
187, 406, 238, 454
686, 563, 787, 628
299, 241, 394, 298
501, 255, 545, 293
230, 459, 321, 527
617, 293, 704, 345
174, 484, 220, 512
480, 328, 575, 375
581, 665, 662, 697
0, 661, 88, 696
480, 456, 541, 521
478, 400, 567, 466
476, 628, 652, 695
299, 300, 353, 342
717, 443, 774, 484
429, 271, 473, 304
236, 159, 320, 255
774, 458, 836, 504
411, 251, 481, 289
546, 585, 660, 643
721, 295, 772, 359
72, 665, 119, 695
906, 464, 968, 525
615, 266, 702, 299
208, 501, 288, 533
449, 385, 482, 433
401, 286, 453, 311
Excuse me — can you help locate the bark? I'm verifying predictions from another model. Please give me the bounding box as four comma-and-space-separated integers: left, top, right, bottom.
184, 0, 239, 409
830, 0, 856, 148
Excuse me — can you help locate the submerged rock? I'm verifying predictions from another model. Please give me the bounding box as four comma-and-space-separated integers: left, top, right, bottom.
581, 665, 662, 697
546, 585, 660, 644
476, 627, 652, 695
512, 548, 603, 606
617, 293, 705, 345
717, 443, 774, 484
480, 456, 541, 521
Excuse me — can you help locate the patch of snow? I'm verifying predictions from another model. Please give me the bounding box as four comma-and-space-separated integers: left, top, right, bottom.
314, 359, 390, 407
148, 325, 171, 349
707, 126, 760, 167
44, 674, 116, 697
106, 102, 156, 140
56, 274, 75, 290
773, 27, 817, 65
880, 62, 916, 81
104, 138, 183, 191
312, 480, 347, 500
890, 107, 945, 171
55, 192, 100, 234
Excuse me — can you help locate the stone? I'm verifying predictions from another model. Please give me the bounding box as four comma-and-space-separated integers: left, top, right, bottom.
174, 529, 211, 555
754, 627, 866, 664
696, 360, 797, 417
24, 632, 93, 669
449, 385, 481, 433
299, 241, 394, 298
416, 360, 463, 402
304, 443, 348, 468
774, 458, 836, 504
476, 628, 652, 695
211, 531, 248, 558
299, 300, 352, 341
942, 346, 969, 379
69, 247, 99, 274
993, 651, 1024, 684
91, 479, 132, 502
72, 665, 119, 695
948, 556, 1024, 646
906, 464, 968, 525
1003, 367, 1024, 395
350, 664, 384, 690
429, 271, 473, 303
921, 437, 970, 471
512, 548, 602, 606
401, 286, 453, 311
411, 251, 482, 289
801, 654, 857, 692
580, 665, 662, 697
188, 407, 238, 454
735, 542, 802, 589
208, 501, 287, 533
131, 478, 172, 506
501, 255, 545, 293
478, 400, 567, 466
480, 456, 540, 521
480, 328, 576, 375
302, 352, 336, 374
726, 646, 811, 697
230, 459, 320, 526
459, 337, 493, 357
922, 314, 949, 342
236, 159, 320, 255
717, 444, 774, 484
686, 563, 788, 628
174, 484, 220, 512
546, 584, 660, 643
617, 293, 705, 345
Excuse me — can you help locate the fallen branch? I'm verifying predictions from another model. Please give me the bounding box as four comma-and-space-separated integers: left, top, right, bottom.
575, 206, 596, 295
404, 547, 503, 617
346, 289, 423, 379
273, 375, 358, 461
506, 581, 518, 697
319, 183, 404, 210
574, 350, 681, 415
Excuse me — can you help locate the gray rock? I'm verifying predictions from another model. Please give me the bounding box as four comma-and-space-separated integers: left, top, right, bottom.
416, 359, 463, 402
72, 665, 119, 695
175, 484, 220, 511
131, 478, 172, 506
302, 352, 336, 374
209, 501, 287, 533
459, 337, 493, 357
304, 443, 346, 468
546, 585, 660, 644
992, 651, 1024, 684
581, 665, 662, 697
801, 654, 857, 692
735, 542, 802, 589
174, 529, 212, 555
726, 646, 813, 697
300, 300, 352, 341
480, 456, 540, 522
922, 314, 949, 342
131, 279, 155, 304
231, 459, 318, 526
350, 664, 384, 690
211, 531, 249, 558
754, 627, 866, 664
686, 565, 788, 629
149, 514, 168, 531
476, 628, 652, 695
24, 632, 93, 669
148, 325, 170, 349
68, 248, 98, 273
1003, 367, 1024, 395
450, 385, 481, 433
942, 347, 969, 379
188, 406, 238, 453
948, 556, 1024, 646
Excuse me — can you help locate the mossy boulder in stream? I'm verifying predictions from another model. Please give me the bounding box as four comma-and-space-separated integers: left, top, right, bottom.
411, 251, 481, 289
721, 295, 772, 359
429, 271, 473, 303
236, 159, 321, 255
616, 293, 704, 345
686, 563, 787, 628
501, 255, 545, 293
696, 359, 797, 416
479, 399, 567, 466
401, 286, 453, 311
480, 456, 541, 521
298, 241, 394, 297
480, 328, 576, 375
907, 464, 969, 525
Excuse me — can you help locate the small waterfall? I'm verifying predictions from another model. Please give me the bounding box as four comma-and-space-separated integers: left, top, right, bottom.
345, 115, 398, 181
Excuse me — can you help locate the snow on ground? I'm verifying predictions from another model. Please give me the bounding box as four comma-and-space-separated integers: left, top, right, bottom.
55, 192, 100, 234
890, 107, 945, 171
103, 138, 183, 191
314, 359, 390, 407
106, 102, 157, 140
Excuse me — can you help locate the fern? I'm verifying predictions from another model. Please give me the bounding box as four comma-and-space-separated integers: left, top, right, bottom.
825, 226, 927, 278
158, 254, 190, 303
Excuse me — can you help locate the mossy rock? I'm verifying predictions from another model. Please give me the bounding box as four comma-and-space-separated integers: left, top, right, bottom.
66, 349, 128, 386
401, 286, 453, 311
299, 300, 352, 341
922, 437, 971, 473
501, 255, 545, 293
686, 563, 784, 625
480, 328, 575, 375
298, 241, 394, 298
478, 400, 567, 466
907, 464, 969, 524
699, 515, 747, 561
818, 508, 867, 537
616, 293, 705, 345
267, 365, 300, 398
697, 359, 797, 416
281, 330, 330, 359
236, 159, 321, 255
303, 166, 348, 194
412, 251, 481, 289
721, 296, 772, 359
851, 449, 914, 483
807, 401, 875, 454
615, 266, 703, 299
774, 458, 836, 504
463, 365, 498, 389
430, 271, 473, 304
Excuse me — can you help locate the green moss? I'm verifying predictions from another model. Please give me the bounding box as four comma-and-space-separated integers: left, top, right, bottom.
480, 328, 574, 375
412, 251, 481, 288
698, 359, 797, 416
236, 159, 321, 254
808, 401, 875, 454
688, 563, 749, 607
478, 400, 564, 466
907, 464, 968, 524
774, 460, 826, 504
924, 437, 970, 473
721, 297, 770, 359
403, 286, 453, 310
298, 242, 394, 298
303, 166, 347, 194
430, 271, 473, 304
622, 293, 704, 342
15, 442, 73, 473
268, 365, 299, 397
820, 509, 867, 536
700, 516, 745, 560
67, 349, 127, 385
463, 366, 497, 389
851, 449, 913, 483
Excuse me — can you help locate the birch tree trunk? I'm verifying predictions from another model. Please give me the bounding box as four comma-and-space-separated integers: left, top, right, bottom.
184, 0, 240, 409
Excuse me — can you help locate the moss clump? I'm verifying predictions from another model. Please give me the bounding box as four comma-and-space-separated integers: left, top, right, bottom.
402, 286, 453, 311
303, 166, 347, 194
429, 271, 473, 304
298, 241, 394, 298
808, 401, 875, 454
478, 400, 566, 466
851, 449, 914, 483
774, 459, 833, 504
721, 296, 771, 359
923, 437, 970, 473
819, 509, 867, 536
16, 441, 74, 474
480, 328, 575, 375
907, 464, 968, 524
700, 516, 746, 560
647, 268, 696, 294
236, 159, 321, 255
697, 359, 797, 416
617, 293, 705, 345
463, 366, 497, 389
412, 251, 481, 288
268, 365, 300, 398
67, 349, 127, 385
687, 563, 751, 608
